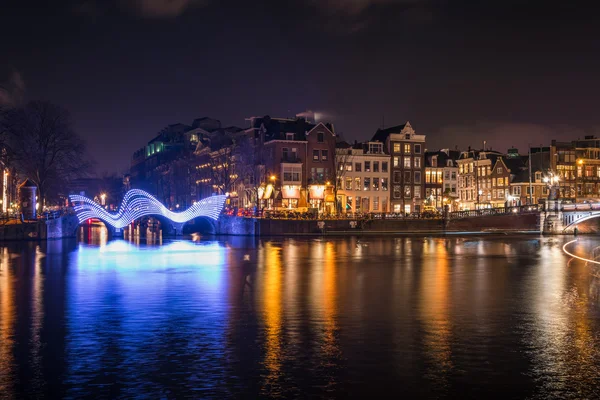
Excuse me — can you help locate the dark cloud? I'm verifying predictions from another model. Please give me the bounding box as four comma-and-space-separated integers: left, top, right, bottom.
432, 122, 589, 153
119, 0, 210, 18
73, 0, 210, 18
0, 70, 25, 107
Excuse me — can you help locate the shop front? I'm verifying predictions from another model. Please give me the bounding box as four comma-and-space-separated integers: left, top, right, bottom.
281, 185, 301, 209
308, 184, 325, 212
258, 184, 275, 210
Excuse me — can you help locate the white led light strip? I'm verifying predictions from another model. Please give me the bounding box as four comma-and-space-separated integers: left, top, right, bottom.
69, 189, 227, 229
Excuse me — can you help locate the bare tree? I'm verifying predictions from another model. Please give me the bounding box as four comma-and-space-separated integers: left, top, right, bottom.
0, 101, 92, 207
333, 147, 352, 214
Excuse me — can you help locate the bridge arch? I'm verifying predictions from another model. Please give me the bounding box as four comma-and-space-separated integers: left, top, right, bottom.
562, 211, 600, 232
69, 190, 227, 237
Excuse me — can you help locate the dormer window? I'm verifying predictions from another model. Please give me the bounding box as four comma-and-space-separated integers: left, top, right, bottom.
535, 172, 541, 181
317, 132, 324, 142
286, 133, 294, 140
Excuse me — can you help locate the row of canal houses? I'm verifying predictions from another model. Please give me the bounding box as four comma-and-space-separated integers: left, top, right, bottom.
128, 112, 600, 214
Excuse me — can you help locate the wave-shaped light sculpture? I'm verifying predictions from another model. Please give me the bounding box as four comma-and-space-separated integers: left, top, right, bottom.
69, 189, 227, 229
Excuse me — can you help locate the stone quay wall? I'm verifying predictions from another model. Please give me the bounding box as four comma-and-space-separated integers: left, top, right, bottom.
216, 213, 541, 236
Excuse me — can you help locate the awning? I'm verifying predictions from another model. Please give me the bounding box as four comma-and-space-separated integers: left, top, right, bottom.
282, 185, 300, 199
309, 185, 325, 200
263, 184, 274, 199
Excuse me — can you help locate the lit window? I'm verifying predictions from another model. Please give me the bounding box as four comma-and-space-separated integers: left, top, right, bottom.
404, 157, 411, 168
404, 144, 411, 153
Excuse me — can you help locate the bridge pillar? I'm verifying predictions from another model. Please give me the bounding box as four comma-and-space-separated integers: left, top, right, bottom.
542, 199, 564, 234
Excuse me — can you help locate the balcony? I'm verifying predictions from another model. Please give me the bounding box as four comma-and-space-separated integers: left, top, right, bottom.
281, 156, 302, 163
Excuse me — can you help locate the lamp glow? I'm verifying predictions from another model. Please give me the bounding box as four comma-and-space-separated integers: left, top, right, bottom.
69, 189, 227, 229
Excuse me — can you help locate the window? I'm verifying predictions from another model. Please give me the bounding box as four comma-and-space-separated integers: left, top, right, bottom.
356, 196, 362, 211
321, 150, 328, 161
414, 171, 421, 183
451, 184, 456, 193
451, 171, 457, 180
513, 186, 521, 195
492, 189, 496, 199
283, 147, 289, 160
345, 163, 353, 172
345, 178, 352, 190
404, 157, 411, 168
346, 196, 353, 211
497, 190, 504, 199
369, 143, 383, 154
414, 144, 421, 154
497, 167, 502, 174
393, 185, 401, 198
317, 132, 324, 142
364, 177, 371, 191
393, 143, 401, 153
445, 171, 450, 180
373, 161, 379, 172
414, 157, 421, 168
394, 171, 402, 183
286, 132, 294, 140
404, 185, 411, 198
313, 150, 319, 161
382, 161, 388, 173
355, 177, 361, 191
393, 157, 400, 167
365, 161, 371, 172
414, 186, 421, 198
373, 196, 379, 211
282, 166, 301, 182
404, 171, 411, 183
355, 162, 362, 172
497, 177, 504, 186
404, 144, 411, 153
382, 178, 388, 191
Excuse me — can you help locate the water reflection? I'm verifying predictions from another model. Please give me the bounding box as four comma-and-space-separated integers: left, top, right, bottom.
0, 247, 14, 394
261, 242, 283, 396
0, 235, 600, 398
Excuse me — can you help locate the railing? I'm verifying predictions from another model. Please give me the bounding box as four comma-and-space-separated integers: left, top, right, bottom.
224, 204, 542, 221
448, 204, 541, 219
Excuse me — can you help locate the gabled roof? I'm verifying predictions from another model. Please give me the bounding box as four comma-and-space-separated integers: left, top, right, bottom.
371, 122, 409, 143
306, 122, 336, 137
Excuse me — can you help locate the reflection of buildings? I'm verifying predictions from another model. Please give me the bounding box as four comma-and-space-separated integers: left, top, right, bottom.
335, 141, 391, 213
261, 242, 282, 395
0, 248, 15, 384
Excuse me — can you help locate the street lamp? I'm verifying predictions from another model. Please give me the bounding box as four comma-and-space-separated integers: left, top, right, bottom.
577, 159, 584, 200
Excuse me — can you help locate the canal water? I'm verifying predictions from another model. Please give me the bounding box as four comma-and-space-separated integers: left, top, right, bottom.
1, 229, 599, 399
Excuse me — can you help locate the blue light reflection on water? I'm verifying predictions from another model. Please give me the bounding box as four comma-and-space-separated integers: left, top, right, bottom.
67, 240, 231, 397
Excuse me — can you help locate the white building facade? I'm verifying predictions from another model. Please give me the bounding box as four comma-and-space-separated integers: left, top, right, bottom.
336, 142, 391, 214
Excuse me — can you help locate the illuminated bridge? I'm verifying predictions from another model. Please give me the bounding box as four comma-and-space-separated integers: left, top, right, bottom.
543, 201, 600, 233
69, 189, 227, 235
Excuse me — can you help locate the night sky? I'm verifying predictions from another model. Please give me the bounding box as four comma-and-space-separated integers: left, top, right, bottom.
2, 0, 599, 174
